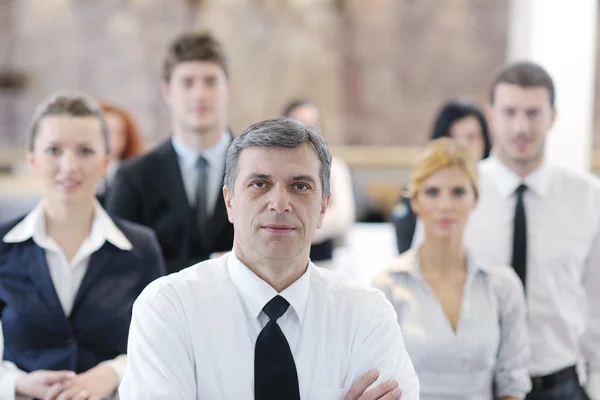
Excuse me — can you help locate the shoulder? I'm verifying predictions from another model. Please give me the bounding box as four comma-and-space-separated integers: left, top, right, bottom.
116, 140, 172, 177
311, 266, 395, 316
110, 216, 159, 247
0, 214, 29, 254
485, 264, 525, 302
136, 256, 230, 306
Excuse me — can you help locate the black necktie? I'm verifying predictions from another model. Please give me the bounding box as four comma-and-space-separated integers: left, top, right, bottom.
254, 295, 300, 400
195, 156, 209, 228
511, 184, 528, 290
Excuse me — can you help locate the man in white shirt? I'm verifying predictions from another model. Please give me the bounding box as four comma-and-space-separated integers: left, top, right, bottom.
119, 117, 419, 399
462, 62, 600, 400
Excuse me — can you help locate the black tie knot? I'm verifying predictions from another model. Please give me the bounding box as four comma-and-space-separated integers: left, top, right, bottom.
263, 295, 289, 322
515, 183, 528, 197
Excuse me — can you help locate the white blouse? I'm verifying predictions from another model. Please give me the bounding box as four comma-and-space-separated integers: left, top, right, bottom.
374, 249, 531, 400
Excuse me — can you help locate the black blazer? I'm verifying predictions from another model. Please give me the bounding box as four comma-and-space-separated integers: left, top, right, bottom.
0, 215, 165, 373
105, 139, 234, 274
392, 194, 418, 254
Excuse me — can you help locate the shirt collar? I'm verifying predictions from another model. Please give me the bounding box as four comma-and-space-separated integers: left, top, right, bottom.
171, 132, 231, 170
484, 154, 552, 198
226, 251, 311, 324
3, 200, 133, 251
388, 248, 489, 278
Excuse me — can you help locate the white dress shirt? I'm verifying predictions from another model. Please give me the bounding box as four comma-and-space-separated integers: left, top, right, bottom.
119, 252, 420, 400
413, 155, 600, 398
374, 249, 531, 399
0, 201, 133, 400
171, 132, 231, 213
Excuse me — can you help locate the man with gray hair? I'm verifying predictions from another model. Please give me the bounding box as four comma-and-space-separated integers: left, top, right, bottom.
119, 117, 419, 399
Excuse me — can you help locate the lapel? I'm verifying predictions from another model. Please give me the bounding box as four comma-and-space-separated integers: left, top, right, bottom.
71, 243, 117, 313
155, 140, 192, 229
27, 244, 64, 314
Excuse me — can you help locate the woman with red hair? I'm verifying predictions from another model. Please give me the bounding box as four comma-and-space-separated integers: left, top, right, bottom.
97, 103, 144, 203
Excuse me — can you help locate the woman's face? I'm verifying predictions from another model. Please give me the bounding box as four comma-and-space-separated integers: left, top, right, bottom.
411, 165, 477, 241
449, 115, 485, 160
27, 115, 109, 205
105, 111, 127, 160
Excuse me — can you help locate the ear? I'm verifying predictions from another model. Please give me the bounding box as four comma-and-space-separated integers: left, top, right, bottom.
223, 185, 234, 224
161, 81, 171, 104
549, 107, 558, 129
26, 152, 36, 172
409, 195, 421, 218
316, 194, 331, 229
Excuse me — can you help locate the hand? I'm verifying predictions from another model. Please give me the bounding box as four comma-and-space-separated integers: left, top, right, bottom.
15, 370, 75, 399
344, 369, 402, 400
45, 364, 119, 400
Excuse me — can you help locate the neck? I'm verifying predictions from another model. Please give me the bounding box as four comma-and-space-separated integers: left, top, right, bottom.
234, 243, 308, 292
173, 125, 224, 153
497, 152, 544, 178
43, 198, 95, 236
419, 233, 466, 275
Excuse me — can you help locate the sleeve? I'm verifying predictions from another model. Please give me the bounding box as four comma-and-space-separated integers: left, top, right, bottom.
344, 291, 420, 400
312, 158, 356, 244
104, 166, 143, 224
492, 266, 531, 399
118, 282, 197, 400
391, 195, 417, 255
0, 322, 28, 400
582, 219, 600, 400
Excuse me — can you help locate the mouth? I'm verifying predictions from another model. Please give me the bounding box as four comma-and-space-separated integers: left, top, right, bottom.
262, 224, 297, 234
56, 179, 82, 190
436, 218, 456, 227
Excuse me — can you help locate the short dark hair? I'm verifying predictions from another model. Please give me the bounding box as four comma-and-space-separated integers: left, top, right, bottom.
29, 91, 110, 153
282, 98, 315, 117
163, 32, 228, 82
225, 117, 332, 199
430, 100, 492, 159
490, 61, 555, 107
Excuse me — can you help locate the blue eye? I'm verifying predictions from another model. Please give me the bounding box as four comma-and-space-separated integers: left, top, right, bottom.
45, 146, 61, 156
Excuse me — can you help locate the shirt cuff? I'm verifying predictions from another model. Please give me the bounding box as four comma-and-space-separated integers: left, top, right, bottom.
102, 355, 127, 383
586, 371, 600, 400
0, 368, 27, 400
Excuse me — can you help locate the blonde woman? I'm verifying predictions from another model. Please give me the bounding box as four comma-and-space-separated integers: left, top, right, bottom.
374, 138, 530, 400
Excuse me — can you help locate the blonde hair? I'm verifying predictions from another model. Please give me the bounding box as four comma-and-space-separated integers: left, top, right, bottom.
408, 137, 478, 198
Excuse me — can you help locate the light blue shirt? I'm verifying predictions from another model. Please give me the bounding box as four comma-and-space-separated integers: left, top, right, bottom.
171, 132, 231, 213
374, 249, 531, 400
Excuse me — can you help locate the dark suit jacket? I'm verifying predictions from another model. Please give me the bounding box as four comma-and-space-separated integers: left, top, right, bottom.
392, 193, 417, 254
0, 215, 165, 373
105, 139, 234, 274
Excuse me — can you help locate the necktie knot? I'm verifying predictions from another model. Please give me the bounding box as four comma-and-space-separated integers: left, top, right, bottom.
263, 295, 289, 322
196, 155, 209, 169
515, 183, 527, 197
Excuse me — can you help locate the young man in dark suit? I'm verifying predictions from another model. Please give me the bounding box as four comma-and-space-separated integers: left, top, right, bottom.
106, 32, 234, 274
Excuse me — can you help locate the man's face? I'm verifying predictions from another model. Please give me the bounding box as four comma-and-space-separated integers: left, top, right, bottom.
488, 83, 556, 168
224, 144, 330, 263
163, 61, 229, 134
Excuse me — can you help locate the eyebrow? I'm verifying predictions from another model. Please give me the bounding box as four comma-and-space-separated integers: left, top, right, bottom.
244, 173, 318, 185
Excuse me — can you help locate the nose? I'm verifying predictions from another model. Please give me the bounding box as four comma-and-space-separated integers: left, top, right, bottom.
268, 183, 291, 213
513, 111, 531, 134
59, 150, 80, 172
438, 192, 454, 211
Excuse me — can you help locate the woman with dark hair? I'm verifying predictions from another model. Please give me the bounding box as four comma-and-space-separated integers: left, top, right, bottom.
394, 100, 492, 254
96, 103, 145, 204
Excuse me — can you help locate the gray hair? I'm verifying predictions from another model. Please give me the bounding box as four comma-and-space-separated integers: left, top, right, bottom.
28, 91, 110, 153
225, 117, 332, 199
